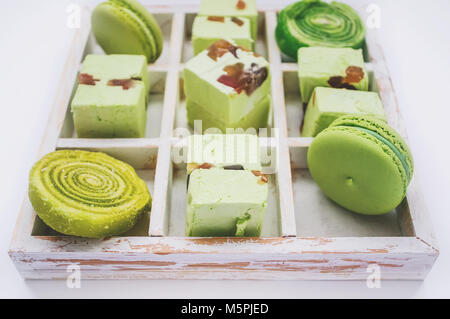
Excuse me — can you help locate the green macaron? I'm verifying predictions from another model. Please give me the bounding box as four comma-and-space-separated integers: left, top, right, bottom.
307, 115, 414, 215
91, 0, 163, 63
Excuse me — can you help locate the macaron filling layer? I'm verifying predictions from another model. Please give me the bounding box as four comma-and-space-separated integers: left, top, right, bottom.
347, 125, 410, 181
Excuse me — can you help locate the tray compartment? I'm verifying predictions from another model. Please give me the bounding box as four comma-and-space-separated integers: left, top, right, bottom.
283, 65, 379, 138
59, 69, 167, 139
289, 143, 411, 237
182, 11, 268, 63
165, 139, 282, 237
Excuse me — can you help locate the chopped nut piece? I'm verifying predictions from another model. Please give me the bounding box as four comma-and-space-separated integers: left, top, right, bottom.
327, 66, 364, 90
217, 62, 268, 95
207, 16, 225, 22
207, 39, 239, 61
231, 17, 244, 26
252, 170, 268, 184
107, 79, 136, 90
199, 163, 214, 169
236, 0, 246, 10
78, 73, 99, 86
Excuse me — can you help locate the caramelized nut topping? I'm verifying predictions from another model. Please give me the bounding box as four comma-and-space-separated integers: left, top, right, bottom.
236, 0, 246, 10
251, 170, 262, 176
345, 66, 364, 83
78, 73, 99, 86
327, 66, 364, 90
252, 170, 268, 184
188, 162, 215, 173
107, 79, 136, 90
217, 62, 268, 95
207, 39, 239, 61
199, 163, 214, 169
207, 16, 225, 22
231, 17, 244, 26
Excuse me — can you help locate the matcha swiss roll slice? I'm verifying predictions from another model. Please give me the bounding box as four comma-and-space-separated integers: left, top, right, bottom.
276, 0, 366, 60
28, 150, 152, 238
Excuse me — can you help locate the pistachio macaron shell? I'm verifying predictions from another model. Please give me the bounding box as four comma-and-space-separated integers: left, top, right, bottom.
307, 115, 413, 215
92, 0, 163, 63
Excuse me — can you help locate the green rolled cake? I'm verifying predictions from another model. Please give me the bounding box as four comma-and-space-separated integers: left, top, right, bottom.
275, 0, 366, 60
302, 87, 386, 137
199, 0, 258, 40
28, 150, 151, 238
298, 47, 368, 103
192, 16, 254, 55
184, 39, 271, 132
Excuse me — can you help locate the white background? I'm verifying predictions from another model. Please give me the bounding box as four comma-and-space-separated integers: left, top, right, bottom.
0, 0, 449, 298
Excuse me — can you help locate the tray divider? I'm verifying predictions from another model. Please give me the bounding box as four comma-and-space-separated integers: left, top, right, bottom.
149, 12, 186, 236
265, 11, 297, 237
365, 29, 437, 249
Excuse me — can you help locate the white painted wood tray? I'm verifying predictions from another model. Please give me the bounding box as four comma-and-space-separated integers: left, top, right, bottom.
9, 2, 438, 280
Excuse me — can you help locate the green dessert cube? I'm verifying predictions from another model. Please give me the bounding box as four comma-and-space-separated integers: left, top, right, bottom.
298, 47, 368, 103
301, 87, 386, 137
184, 40, 271, 126
192, 16, 253, 55
71, 79, 146, 138
186, 94, 271, 132
186, 134, 261, 173
199, 0, 258, 39
186, 168, 268, 237
81, 54, 149, 94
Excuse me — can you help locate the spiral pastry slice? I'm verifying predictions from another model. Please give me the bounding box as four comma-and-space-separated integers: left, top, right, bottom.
276, 0, 366, 60
28, 150, 151, 238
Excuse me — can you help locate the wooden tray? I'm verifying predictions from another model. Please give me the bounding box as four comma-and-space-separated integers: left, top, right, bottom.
9, 2, 438, 280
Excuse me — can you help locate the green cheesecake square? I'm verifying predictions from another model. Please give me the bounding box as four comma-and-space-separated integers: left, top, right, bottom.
301, 87, 386, 137
81, 54, 149, 95
298, 47, 368, 103
184, 41, 271, 126
71, 80, 146, 138
186, 168, 268, 237
186, 133, 261, 174
199, 0, 258, 39
192, 16, 253, 55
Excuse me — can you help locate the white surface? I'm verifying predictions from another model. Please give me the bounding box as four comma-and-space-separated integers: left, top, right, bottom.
1, 0, 449, 298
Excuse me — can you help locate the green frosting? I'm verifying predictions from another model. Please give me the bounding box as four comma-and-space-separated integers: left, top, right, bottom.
199, 0, 258, 39
298, 47, 368, 103
186, 168, 267, 237
276, 0, 366, 60
302, 87, 385, 137
92, 0, 163, 63
350, 126, 410, 181
192, 16, 254, 55
28, 150, 152, 238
